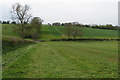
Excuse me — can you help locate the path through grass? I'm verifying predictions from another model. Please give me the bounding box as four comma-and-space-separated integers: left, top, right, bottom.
3, 41, 118, 78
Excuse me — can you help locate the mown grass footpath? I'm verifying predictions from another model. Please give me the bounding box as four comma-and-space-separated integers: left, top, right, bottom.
3, 41, 118, 78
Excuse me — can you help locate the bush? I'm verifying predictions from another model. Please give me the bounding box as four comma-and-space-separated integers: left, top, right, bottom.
2, 36, 35, 54
13, 17, 43, 39
63, 23, 82, 39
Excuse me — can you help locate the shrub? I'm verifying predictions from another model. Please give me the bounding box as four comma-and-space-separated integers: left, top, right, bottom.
2, 36, 35, 54
63, 23, 82, 39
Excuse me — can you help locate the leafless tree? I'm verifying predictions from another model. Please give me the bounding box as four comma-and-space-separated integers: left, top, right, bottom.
11, 3, 32, 31
10, 3, 32, 38
63, 23, 82, 39
71, 26, 82, 40
63, 23, 72, 39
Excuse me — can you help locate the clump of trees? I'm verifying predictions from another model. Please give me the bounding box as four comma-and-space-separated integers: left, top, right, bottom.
30, 17, 43, 39
1, 21, 10, 24
2, 21, 7, 24
0, 20, 17, 24
11, 3, 43, 39
52, 21, 118, 30
11, 21, 16, 24
91, 24, 117, 30
63, 23, 82, 40
14, 17, 43, 39
52, 22, 61, 26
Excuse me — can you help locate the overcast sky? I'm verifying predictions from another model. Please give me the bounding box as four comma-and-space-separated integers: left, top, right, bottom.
0, 0, 119, 25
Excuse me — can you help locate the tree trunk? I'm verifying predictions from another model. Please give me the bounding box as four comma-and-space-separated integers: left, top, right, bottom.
73, 35, 76, 40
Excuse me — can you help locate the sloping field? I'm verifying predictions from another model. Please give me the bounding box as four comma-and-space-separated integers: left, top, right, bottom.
41, 25, 118, 39
2, 24, 19, 37
3, 41, 118, 78
2, 24, 118, 39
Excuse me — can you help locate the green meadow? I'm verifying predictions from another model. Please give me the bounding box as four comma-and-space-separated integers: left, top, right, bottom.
2, 24, 119, 78
2, 24, 118, 39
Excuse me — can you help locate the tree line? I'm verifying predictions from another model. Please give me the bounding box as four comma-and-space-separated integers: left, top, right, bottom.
52, 22, 118, 30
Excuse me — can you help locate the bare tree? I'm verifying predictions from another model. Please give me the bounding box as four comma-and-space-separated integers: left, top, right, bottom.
11, 3, 32, 31
63, 23, 73, 39
63, 23, 82, 40
71, 26, 82, 40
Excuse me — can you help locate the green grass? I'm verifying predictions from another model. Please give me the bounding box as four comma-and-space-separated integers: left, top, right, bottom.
2, 24, 118, 39
2, 24, 19, 37
3, 41, 118, 78
2, 24, 119, 78
2, 36, 35, 54
40, 25, 118, 39
82, 28, 118, 38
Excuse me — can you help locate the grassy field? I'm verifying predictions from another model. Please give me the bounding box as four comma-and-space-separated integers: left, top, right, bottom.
2, 24, 118, 39
2, 41, 118, 78
2, 24, 119, 78
2, 24, 19, 37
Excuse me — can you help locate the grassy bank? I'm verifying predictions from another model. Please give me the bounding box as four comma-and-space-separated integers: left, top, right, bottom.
2, 36, 35, 54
